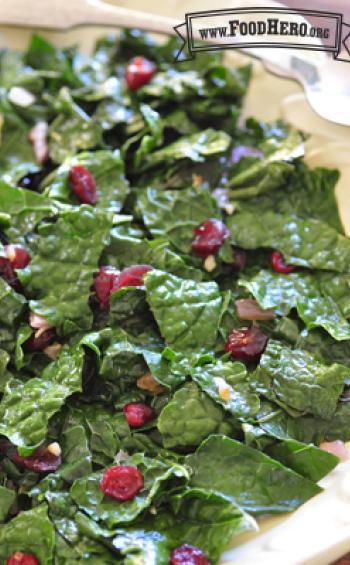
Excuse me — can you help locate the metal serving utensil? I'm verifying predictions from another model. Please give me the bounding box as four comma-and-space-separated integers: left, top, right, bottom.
0, 0, 349, 126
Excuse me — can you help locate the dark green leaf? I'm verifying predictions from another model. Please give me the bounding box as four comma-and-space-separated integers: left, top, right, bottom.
253, 340, 347, 419
266, 438, 338, 482
186, 435, 321, 514
0, 342, 84, 449
70, 454, 189, 528
137, 186, 219, 254
241, 270, 350, 340
20, 207, 113, 334
145, 270, 223, 353
43, 150, 129, 212
157, 383, 225, 449
227, 210, 350, 272
0, 504, 55, 565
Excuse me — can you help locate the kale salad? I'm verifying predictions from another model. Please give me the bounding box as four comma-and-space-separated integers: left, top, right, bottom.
0, 28, 349, 565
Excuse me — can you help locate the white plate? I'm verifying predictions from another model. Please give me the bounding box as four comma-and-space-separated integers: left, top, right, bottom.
0, 5, 350, 564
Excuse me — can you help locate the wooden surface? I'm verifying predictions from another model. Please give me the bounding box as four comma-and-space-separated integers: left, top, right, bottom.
333, 554, 350, 565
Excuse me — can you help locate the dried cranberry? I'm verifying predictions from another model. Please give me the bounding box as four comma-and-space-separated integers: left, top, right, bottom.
224, 326, 268, 362
123, 403, 155, 428
6, 553, 39, 565
113, 265, 153, 292
11, 445, 61, 473
192, 219, 230, 259
100, 465, 144, 501
5, 245, 31, 270
0, 256, 22, 292
231, 247, 247, 271
125, 56, 156, 91
170, 544, 210, 565
271, 251, 296, 274
23, 328, 56, 352
68, 165, 97, 205
92, 266, 120, 310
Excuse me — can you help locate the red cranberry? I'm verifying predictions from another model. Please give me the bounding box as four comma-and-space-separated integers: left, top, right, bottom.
192, 219, 230, 259
100, 465, 144, 501
68, 165, 97, 205
6, 553, 39, 565
125, 56, 156, 91
170, 544, 210, 565
0, 256, 22, 292
23, 328, 56, 352
11, 444, 61, 473
224, 326, 268, 362
112, 265, 153, 292
271, 251, 296, 274
92, 266, 120, 310
5, 245, 31, 269
123, 403, 155, 428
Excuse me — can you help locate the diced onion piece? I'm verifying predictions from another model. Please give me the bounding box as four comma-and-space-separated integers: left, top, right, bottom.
29, 121, 49, 164
29, 312, 51, 330
235, 298, 275, 321
320, 440, 348, 462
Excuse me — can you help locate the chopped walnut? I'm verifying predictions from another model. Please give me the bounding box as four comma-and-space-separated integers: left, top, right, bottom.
137, 373, 165, 395
47, 442, 62, 457
43, 342, 62, 360
203, 254, 217, 272
192, 173, 203, 187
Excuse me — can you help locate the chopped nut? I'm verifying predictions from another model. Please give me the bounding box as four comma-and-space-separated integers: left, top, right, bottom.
137, 373, 165, 395
43, 342, 62, 360
224, 203, 235, 215
213, 377, 231, 402
8, 86, 36, 107
47, 442, 61, 457
192, 173, 203, 187
149, 506, 157, 515
203, 255, 216, 272
29, 121, 49, 164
